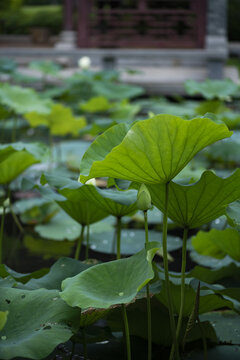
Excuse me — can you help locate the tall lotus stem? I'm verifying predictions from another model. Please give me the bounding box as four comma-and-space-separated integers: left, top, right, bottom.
116, 216, 122, 260
85, 224, 90, 260
144, 210, 152, 360
75, 225, 85, 260
169, 227, 188, 360
122, 304, 131, 360
0, 204, 5, 264
162, 182, 179, 360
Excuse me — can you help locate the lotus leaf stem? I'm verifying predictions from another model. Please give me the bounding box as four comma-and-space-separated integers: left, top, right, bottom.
116, 216, 122, 260
0, 204, 5, 264
162, 182, 179, 360
75, 225, 85, 260
85, 224, 90, 260
169, 227, 188, 360
144, 210, 152, 360
122, 304, 131, 360
81, 327, 88, 360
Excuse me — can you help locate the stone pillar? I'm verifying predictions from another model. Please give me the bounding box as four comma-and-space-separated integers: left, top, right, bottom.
55, 0, 76, 50
206, 0, 228, 79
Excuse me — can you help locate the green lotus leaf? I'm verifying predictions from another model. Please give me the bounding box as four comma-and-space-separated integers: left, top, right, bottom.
25, 103, 86, 136
226, 200, 240, 228
0, 142, 48, 185
80, 96, 113, 112
147, 169, 240, 228
93, 81, 144, 100
0, 287, 80, 360
29, 60, 61, 76
200, 311, 240, 345
80, 122, 132, 183
60, 246, 159, 309
185, 79, 239, 100
192, 228, 240, 262
157, 281, 234, 316
0, 311, 8, 331
35, 211, 81, 241
0, 83, 51, 114
80, 115, 231, 184
42, 173, 137, 218
187, 263, 240, 284
24, 257, 91, 290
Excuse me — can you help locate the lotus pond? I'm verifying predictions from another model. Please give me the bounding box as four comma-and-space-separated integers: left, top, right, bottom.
1, 60, 240, 360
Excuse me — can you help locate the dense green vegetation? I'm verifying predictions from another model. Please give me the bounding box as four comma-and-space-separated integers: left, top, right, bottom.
0, 60, 240, 360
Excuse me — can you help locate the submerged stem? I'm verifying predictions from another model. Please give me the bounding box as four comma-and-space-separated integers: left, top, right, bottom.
170, 227, 188, 360
144, 210, 152, 360
116, 216, 122, 260
0, 205, 5, 264
122, 304, 131, 360
75, 225, 85, 260
162, 182, 179, 360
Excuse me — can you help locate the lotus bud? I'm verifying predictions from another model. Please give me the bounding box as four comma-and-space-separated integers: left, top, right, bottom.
137, 184, 151, 211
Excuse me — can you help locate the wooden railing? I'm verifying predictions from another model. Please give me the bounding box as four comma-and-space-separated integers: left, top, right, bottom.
77, 0, 206, 48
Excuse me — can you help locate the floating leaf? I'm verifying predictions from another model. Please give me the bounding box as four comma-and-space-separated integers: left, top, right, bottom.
0, 287, 80, 360
183, 345, 240, 360
80, 115, 231, 184
147, 169, 240, 228
60, 246, 159, 309
35, 211, 81, 241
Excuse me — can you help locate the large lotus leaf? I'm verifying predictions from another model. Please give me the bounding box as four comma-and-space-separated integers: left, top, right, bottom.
185, 79, 239, 100
42, 173, 137, 218
25, 103, 86, 136
0, 311, 8, 331
80, 122, 132, 183
192, 229, 240, 262
0, 83, 51, 114
147, 169, 240, 228
93, 81, 144, 100
0, 142, 48, 185
0, 287, 80, 360
80, 115, 231, 184
24, 257, 91, 290
60, 246, 159, 309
